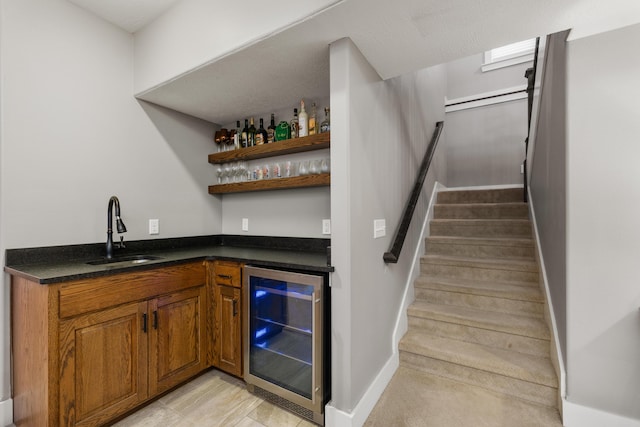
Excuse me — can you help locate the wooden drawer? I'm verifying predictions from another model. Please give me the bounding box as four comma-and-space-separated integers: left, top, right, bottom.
212, 261, 242, 288
59, 262, 205, 319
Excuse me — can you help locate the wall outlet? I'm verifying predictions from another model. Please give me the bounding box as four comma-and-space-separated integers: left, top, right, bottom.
242, 218, 249, 232
374, 219, 386, 238
149, 219, 159, 235
521, 163, 524, 174
322, 219, 331, 235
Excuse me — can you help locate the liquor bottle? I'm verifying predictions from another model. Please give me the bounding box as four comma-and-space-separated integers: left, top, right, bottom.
241, 119, 249, 148
290, 108, 299, 139
298, 99, 309, 137
234, 120, 241, 149
256, 118, 268, 145
309, 102, 317, 135
267, 113, 276, 144
320, 107, 330, 133
248, 117, 256, 147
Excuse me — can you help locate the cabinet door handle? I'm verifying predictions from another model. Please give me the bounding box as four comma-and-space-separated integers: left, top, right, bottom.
233, 300, 238, 317
153, 310, 158, 330
142, 313, 148, 333
217, 274, 233, 280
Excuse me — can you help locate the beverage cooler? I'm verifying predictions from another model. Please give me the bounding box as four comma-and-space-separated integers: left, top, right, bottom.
244, 266, 330, 425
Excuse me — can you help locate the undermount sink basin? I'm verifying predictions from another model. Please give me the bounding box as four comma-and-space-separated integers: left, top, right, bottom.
86, 255, 164, 266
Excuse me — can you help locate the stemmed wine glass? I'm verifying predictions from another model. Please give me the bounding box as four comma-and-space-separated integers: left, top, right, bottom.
216, 165, 223, 184
214, 130, 223, 152
219, 129, 229, 152
223, 163, 232, 184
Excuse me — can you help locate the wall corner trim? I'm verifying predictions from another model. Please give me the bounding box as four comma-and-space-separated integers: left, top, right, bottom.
0, 398, 13, 426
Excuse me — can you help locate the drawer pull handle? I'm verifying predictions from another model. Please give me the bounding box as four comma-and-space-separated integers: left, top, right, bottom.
142, 313, 148, 333
217, 274, 233, 280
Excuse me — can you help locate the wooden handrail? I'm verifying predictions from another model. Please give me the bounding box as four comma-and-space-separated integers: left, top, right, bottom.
383, 121, 444, 263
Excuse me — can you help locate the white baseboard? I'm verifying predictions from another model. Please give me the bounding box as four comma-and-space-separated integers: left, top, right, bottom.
563, 399, 640, 427
325, 181, 445, 427
0, 398, 13, 426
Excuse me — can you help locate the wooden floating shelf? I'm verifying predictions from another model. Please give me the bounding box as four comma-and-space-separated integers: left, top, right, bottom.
208, 132, 330, 164
208, 173, 330, 194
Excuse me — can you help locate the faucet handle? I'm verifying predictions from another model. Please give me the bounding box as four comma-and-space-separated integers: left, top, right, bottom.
116, 235, 126, 249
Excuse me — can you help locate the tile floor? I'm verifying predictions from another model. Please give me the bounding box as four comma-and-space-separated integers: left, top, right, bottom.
113, 369, 317, 427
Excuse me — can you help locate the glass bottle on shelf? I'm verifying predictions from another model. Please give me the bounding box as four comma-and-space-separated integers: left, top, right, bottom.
267, 113, 276, 144
290, 108, 299, 139
320, 107, 330, 133
309, 102, 317, 135
298, 99, 308, 138
241, 119, 249, 148
235, 120, 241, 149
248, 117, 257, 147
256, 118, 268, 145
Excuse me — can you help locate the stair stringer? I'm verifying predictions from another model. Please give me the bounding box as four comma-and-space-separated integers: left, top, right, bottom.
527, 184, 567, 418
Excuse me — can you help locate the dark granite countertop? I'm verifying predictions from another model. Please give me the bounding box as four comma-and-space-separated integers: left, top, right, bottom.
4, 235, 333, 284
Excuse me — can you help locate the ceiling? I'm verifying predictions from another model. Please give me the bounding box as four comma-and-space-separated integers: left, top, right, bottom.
68, 0, 182, 33
68, 0, 640, 125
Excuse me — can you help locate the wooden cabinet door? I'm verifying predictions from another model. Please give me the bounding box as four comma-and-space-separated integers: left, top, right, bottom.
59, 301, 148, 427
214, 284, 242, 377
149, 286, 207, 395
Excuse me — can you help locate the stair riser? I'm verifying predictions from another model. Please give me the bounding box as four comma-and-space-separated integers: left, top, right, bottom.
408, 305, 549, 340
415, 279, 543, 302
415, 288, 544, 316
431, 222, 532, 238
437, 189, 523, 204
434, 204, 529, 219
421, 263, 539, 283
426, 240, 535, 259
399, 351, 557, 408
407, 316, 550, 357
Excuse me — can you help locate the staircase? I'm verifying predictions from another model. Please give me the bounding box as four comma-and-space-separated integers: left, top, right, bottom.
365, 188, 562, 426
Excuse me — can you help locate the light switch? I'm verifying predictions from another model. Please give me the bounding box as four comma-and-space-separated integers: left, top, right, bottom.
374, 219, 386, 238
242, 218, 249, 232
322, 219, 331, 235
149, 219, 159, 235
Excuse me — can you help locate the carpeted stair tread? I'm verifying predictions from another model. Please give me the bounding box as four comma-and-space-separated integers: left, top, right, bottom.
437, 188, 524, 204
399, 330, 557, 387
426, 235, 536, 260
408, 301, 550, 340
434, 202, 529, 219
421, 254, 538, 272
364, 366, 562, 427
414, 276, 544, 302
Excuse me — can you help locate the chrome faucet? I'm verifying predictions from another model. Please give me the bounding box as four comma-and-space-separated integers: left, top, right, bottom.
106, 196, 127, 259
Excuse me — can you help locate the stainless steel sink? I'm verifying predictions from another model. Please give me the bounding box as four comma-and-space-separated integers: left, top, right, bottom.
86, 255, 164, 266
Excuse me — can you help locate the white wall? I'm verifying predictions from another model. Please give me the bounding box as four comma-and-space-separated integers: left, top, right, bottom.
0, 0, 222, 417
445, 53, 531, 187
133, 0, 341, 94
566, 22, 640, 421
328, 37, 446, 415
